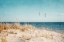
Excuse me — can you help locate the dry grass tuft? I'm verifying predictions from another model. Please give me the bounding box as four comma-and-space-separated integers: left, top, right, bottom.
0, 23, 12, 32
0, 23, 36, 32
13, 23, 22, 29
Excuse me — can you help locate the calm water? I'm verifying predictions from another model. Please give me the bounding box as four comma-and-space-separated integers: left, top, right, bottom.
20, 22, 64, 33
1, 22, 64, 33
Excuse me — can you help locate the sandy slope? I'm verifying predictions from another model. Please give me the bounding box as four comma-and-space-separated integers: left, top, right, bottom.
0, 24, 64, 42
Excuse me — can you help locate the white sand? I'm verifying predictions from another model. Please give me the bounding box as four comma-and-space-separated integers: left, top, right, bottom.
0, 25, 64, 42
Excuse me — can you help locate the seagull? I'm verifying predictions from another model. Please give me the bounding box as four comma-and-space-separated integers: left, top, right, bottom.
39, 12, 40, 16
45, 13, 46, 17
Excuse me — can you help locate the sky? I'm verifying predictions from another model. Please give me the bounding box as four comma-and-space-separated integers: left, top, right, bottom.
0, 0, 64, 22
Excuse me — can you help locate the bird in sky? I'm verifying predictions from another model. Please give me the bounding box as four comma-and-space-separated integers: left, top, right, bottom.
39, 12, 40, 16
45, 13, 46, 17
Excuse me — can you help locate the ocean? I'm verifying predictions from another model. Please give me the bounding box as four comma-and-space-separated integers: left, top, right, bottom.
1, 22, 64, 33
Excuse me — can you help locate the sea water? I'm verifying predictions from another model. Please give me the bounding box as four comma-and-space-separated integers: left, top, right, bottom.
20, 22, 64, 33
1, 22, 64, 33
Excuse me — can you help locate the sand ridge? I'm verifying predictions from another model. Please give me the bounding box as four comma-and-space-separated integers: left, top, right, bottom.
0, 23, 64, 42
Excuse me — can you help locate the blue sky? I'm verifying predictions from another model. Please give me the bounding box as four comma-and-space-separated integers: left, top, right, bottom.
0, 0, 64, 22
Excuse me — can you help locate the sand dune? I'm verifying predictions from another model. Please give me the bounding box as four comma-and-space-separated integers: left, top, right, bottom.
0, 23, 64, 42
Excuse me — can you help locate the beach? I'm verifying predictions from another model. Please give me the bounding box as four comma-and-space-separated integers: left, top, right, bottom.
0, 23, 64, 42
0, 0, 64, 42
